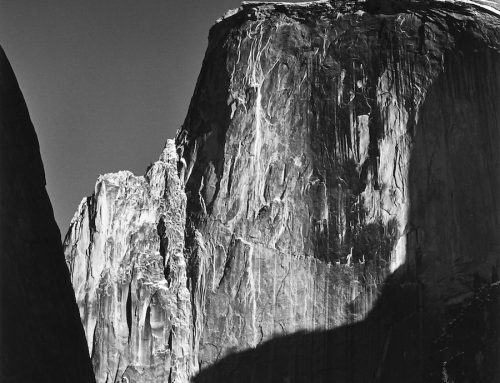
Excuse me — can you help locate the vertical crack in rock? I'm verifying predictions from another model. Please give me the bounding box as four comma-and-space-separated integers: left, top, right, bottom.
126, 282, 132, 341
157, 216, 172, 285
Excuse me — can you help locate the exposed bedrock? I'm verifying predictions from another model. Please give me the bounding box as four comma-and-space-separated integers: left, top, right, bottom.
0, 46, 95, 382
64, 141, 192, 383
64, 1, 500, 382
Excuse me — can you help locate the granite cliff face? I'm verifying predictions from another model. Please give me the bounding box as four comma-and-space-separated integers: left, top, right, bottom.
65, 141, 192, 383
0, 47, 95, 382
64, 1, 500, 382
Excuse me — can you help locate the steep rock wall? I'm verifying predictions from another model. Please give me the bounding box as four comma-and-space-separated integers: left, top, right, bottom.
0, 46, 95, 383
178, 2, 499, 379
64, 141, 192, 382
190, 4, 500, 379
64, 1, 500, 382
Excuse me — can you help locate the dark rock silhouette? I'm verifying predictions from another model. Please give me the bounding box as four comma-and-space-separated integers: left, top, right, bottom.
0, 46, 95, 383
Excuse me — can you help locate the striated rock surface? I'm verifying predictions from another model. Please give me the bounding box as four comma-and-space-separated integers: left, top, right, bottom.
0, 46, 95, 382
181, 1, 500, 381
64, 140, 192, 382
65, 1, 500, 382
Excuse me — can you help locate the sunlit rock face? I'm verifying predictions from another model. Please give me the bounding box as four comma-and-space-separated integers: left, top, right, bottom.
179, 2, 415, 370
0, 46, 95, 383
178, 0, 500, 381
64, 141, 192, 383
65, 1, 500, 382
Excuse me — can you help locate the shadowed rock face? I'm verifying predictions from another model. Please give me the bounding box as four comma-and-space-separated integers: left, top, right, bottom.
64, 1, 500, 382
0, 47, 95, 383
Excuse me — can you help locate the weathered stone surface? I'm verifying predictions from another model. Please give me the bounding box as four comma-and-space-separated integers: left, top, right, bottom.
0, 46, 95, 383
179, 2, 500, 381
65, 1, 500, 382
64, 141, 192, 382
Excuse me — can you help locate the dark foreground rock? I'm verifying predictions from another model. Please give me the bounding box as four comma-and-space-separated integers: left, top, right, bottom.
0, 47, 95, 383
65, 1, 500, 382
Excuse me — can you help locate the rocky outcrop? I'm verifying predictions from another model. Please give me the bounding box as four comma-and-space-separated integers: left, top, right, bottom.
0, 46, 95, 382
64, 1, 500, 382
64, 141, 192, 382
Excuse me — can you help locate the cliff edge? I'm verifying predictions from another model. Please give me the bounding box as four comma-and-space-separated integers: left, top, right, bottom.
0, 46, 95, 382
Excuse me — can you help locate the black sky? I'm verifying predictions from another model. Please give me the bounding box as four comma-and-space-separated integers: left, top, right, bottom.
0, 0, 249, 233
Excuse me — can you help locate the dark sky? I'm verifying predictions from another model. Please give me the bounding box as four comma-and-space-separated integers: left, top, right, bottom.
0, 0, 249, 233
